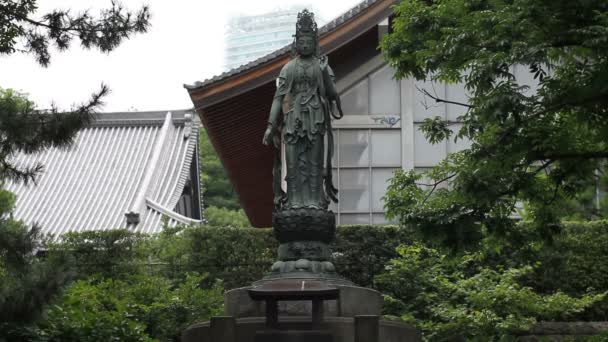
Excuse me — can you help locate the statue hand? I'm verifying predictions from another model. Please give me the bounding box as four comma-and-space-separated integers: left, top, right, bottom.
262, 126, 273, 146
319, 55, 328, 70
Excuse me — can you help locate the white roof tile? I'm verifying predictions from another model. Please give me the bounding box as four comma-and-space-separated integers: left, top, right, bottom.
6, 110, 201, 236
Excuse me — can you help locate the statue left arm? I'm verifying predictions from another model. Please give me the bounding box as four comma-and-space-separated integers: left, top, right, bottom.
320, 58, 344, 119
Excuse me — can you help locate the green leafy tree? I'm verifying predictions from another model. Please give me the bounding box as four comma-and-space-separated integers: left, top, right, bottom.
560, 169, 608, 220
0, 1, 150, 337
199, 127, 250, 226
382, 0, 608, 247
199, 128, 241, 210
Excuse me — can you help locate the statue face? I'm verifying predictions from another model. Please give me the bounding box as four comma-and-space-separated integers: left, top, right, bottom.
296, 35, 315, 57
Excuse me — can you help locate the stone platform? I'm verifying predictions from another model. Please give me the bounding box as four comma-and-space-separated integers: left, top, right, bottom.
182, 316, 420, 342
183, 277, 420, 342
225, 281, 382, 318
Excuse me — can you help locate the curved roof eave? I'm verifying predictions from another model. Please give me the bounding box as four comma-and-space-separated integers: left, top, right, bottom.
185, 0, 395, 109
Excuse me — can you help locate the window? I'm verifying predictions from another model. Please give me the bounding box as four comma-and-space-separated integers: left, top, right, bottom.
341, 79, 369, 116
331, 128, 401, 225
328, 63, 404, 225
369, 65, 400, 114
339, 64, 400, 116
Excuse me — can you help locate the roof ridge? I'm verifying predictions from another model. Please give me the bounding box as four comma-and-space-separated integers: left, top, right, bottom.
145, 198, 202, 225
125, 112, 173, 224
167, 115, 199, 209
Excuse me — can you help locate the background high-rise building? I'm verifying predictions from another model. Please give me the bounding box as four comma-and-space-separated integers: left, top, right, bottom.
224, 5, 325, 71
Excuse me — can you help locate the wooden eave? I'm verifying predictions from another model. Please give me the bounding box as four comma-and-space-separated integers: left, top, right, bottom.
187, 0, 395, 109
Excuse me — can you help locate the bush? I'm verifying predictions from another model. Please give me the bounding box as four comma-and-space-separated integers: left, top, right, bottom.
55, 229, 148, 279
145, 226, 276, 289
331, 225, 412, 286
204, 206, 250, 227
39, 273, 223, 341
52, 222, 608, 295
376, 243, 606, 340
39, 221, 608, 341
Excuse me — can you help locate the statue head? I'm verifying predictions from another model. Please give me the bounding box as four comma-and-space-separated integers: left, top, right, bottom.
293, 9, 319, 57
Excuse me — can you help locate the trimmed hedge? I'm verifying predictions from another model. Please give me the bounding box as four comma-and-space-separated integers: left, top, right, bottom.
54, 221, 608, 296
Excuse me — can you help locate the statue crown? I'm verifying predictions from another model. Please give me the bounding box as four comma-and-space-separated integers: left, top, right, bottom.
295, 9, 318, 38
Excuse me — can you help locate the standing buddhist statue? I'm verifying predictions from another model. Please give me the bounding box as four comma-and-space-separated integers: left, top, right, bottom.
262, 9, 344, 278
263, 9, 343, 210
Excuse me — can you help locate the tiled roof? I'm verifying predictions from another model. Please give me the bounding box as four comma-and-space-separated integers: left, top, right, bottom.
6, 110, 201, 237
184, 0, 380, 90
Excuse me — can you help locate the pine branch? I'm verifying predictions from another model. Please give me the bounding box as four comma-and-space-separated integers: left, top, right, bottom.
0, 1, 151, 66
0, 84, 109, 184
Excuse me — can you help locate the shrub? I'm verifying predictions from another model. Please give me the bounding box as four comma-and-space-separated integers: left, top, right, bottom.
376, 243, 606, 340
40, 273, 223, 341
204, 206, 250, 227
55, 229, 148, 279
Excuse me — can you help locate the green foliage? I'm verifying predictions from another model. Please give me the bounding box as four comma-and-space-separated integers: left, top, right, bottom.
40, 273, 223, 342
145, 226, 276, 289
332, 225, 413, 286
204, 206, 250, 227
560, 170, 608, 220
199, 128, 241, 210
382, 0, 608, 248
9, 222, 608, 340
142, 225, 415, 289
0, 187, 71, 340
55, 229, 148, 279
376, 243, 606, 341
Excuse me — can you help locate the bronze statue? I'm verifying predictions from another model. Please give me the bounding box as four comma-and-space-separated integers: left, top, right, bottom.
263, 9, 343, 211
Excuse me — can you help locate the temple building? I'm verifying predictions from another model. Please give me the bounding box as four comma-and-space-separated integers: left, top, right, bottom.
7, 110, 203, 236
187, 0, 537, 227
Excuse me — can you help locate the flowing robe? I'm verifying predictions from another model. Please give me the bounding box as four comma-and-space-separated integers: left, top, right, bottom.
272, 56, 339, 209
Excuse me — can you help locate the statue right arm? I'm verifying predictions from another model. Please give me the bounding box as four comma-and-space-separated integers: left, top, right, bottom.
268, 64, 289, 127
267, 95, 283, 128
263, 65, 289, 146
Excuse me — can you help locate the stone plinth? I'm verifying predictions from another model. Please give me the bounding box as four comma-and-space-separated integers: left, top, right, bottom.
182, 316, 421, 342
254, 330, 333, 342
225, 282, 382, 318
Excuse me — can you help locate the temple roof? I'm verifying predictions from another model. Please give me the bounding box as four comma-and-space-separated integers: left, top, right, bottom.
6, 110, 202, 237
186, 0, 394, 227
185, 0, 383, 91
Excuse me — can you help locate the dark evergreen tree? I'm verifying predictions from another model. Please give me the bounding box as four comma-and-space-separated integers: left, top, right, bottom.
0, 1, 150, 338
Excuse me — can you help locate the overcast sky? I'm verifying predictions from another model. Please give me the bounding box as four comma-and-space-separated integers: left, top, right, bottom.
0, 0, 361, 112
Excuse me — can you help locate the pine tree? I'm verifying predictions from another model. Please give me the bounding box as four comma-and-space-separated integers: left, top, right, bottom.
0, 1, 151, 338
